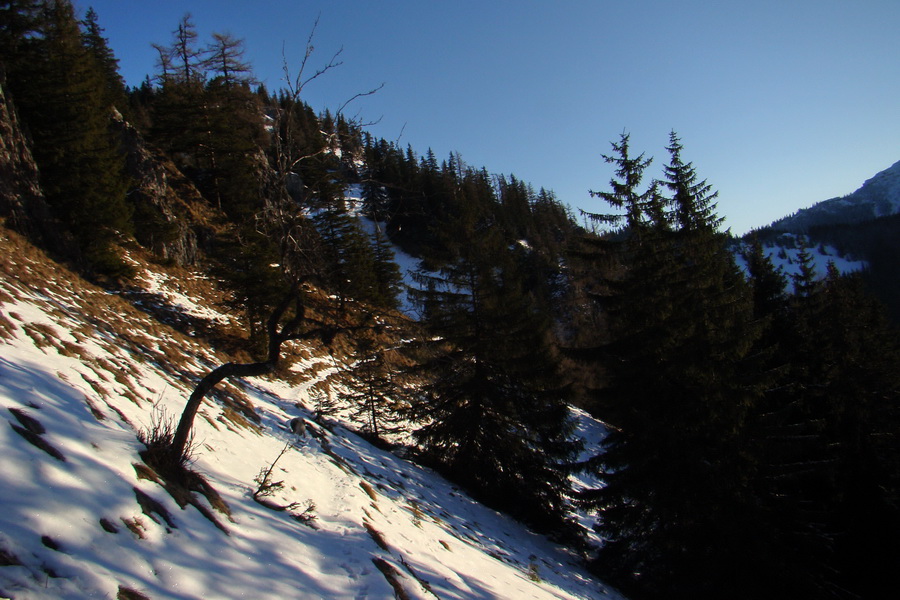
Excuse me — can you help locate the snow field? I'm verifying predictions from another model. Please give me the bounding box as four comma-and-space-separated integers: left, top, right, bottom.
0, 236, 621, 599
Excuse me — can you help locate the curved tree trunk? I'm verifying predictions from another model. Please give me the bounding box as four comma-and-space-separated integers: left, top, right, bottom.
171, 359, 275, 458
171, 284, 303, 459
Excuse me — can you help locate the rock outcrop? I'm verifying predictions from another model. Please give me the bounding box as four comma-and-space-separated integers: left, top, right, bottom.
0, 67, 57, 246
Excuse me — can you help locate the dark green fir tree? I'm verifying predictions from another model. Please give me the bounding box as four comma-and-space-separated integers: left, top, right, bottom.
13, 0, 132, 275
576, 133, 765, 599
408, 183, 579, 534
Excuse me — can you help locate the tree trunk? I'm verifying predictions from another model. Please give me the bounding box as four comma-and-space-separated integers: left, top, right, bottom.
171, 359, 275, 458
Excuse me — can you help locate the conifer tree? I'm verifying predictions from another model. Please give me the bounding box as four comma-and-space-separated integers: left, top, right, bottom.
345, 335, 406, 439
408, 180, 578, 533
369, 222, 403, 309
577, 133, 764, 598
752, 260, 900, 599
0, 0, 40, 75
14, 0, 131, 274
204, 31, 252, 89
80, 7, 127, 114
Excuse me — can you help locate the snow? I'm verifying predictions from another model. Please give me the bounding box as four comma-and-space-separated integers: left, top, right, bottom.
732, 235, 867, 286
344, 184, 424, 319
769, 159, 900, 231
0, 235, 622, 599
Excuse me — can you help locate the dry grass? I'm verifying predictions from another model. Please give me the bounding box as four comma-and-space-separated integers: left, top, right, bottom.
364, 521, 390, 552
121, 516, 147, 539
0, 312, 16, 340
371, 558, 410, 600
359, 480, 379, 502
22, 322, 57, 350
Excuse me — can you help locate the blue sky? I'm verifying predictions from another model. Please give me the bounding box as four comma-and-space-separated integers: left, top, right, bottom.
78, 0, 900, 235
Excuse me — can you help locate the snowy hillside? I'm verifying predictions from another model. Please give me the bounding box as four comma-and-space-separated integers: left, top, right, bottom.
769, 158, 900, 231
0, 229, 622, 600
732, 234, 867, 284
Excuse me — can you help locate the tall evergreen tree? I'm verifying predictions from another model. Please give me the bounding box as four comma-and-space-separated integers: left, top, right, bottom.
345, 334, 406, 439
577, 133, 765, 598
408, 182, 578, 534
752, 259, 900, 599
0, 0, 40, 74
13, 0, 131, 274
79, 7, 127, 114
369, 222, 403, 310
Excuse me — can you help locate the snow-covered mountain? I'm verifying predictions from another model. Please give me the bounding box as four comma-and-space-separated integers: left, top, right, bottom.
0, 228, 622, 600
768, 159, 900, 232
733, 158, 900, 320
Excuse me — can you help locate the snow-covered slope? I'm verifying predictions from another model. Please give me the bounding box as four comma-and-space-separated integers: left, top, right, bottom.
769, 159, 900, 232
0, 229, 621, 600
732, 234, 867, 285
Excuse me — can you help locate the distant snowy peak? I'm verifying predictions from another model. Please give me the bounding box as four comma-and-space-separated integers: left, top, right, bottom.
770, 158, 900, 232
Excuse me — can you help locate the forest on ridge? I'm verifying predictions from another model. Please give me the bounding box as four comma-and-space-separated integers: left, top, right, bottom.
2, 2, 900, 599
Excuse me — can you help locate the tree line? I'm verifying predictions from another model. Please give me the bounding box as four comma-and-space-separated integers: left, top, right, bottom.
571, 132, 900, 599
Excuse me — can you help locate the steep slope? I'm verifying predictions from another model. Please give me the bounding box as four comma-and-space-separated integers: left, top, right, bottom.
0, 227, 622, 600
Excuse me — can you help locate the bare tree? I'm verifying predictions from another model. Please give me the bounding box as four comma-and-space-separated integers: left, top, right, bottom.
167, 18, 383, 463
204, 32, 253, 89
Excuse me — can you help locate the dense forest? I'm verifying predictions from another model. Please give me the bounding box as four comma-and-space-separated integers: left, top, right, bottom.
2, 2, 899, 599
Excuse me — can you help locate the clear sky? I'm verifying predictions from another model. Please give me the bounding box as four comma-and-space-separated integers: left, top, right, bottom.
77, 0, 900, 235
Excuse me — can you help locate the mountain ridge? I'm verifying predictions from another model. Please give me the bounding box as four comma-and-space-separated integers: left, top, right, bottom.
766, 158, 900, 232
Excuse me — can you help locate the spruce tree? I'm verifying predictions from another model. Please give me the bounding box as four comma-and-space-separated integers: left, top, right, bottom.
80, 7, 127, 114
577, 133, 764, 598
755, 261, 900, 599
408, 179, 578, 534
369, 222, 403, 310
345, 335, 406, 439
14, 0, 131, 274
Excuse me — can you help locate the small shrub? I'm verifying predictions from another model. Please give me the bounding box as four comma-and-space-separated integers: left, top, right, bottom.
406, 500, 424, 528
138, 404, 195, 480
137, 405, 230, 533
289, 500, 318, 528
